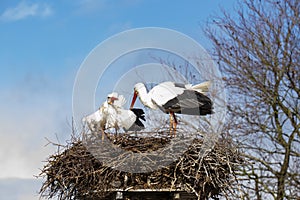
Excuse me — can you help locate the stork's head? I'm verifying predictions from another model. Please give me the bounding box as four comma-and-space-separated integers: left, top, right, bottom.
107, 92, 118, 105
131, 82, 157, 110
130, 83, 144, 109
134, 83, 144, 91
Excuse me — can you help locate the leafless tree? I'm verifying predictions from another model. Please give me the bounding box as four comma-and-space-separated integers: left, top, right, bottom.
206, 0, 299, 199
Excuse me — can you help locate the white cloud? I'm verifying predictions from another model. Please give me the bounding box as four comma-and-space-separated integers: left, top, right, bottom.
0, 1, 53, 22
0, 178, 43, 200
0, 73, 72, 179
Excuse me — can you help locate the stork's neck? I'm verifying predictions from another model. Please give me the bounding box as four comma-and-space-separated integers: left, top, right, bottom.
136, 84, 157, 109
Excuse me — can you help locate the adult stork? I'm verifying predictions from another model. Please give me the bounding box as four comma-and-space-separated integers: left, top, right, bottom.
83, 93, 145, 140
130, 81, 213, 136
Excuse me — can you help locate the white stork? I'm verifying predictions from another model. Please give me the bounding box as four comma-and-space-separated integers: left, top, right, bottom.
130, 81, 213, 136
83, 92, 145, 140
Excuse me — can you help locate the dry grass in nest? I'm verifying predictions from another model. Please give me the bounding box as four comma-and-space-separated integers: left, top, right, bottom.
39, 131, 242, 200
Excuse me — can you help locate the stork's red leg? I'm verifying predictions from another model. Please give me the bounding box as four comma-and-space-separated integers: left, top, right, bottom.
171, 112, 178, 137
169, 112, 178, 137
169, 112, 173, 136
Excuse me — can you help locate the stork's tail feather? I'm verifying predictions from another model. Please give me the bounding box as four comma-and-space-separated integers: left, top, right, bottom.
130, 108, 146, 121
127, 108, 146, 131
191, 81, 211, 94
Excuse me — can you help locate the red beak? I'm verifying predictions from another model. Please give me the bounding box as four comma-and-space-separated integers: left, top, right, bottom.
111, 97, 118, 101
108, 96, 118, 104
130, 91, 138, 109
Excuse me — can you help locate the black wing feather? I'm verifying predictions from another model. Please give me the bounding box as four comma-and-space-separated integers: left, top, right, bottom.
161, 90, 213, 115
126, 108, 146, 131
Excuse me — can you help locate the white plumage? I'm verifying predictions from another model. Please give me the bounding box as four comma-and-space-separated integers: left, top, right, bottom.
83, 93, 145, 140
130, 81, 213, 136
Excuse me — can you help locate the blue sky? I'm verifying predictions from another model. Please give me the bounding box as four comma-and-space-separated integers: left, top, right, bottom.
0, 0, 236, 199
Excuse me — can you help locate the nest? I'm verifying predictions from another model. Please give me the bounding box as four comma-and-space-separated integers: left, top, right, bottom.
39, 131, 242, 200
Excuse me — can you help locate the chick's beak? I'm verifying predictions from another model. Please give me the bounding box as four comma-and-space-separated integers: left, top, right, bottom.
108, 97, 118, 104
